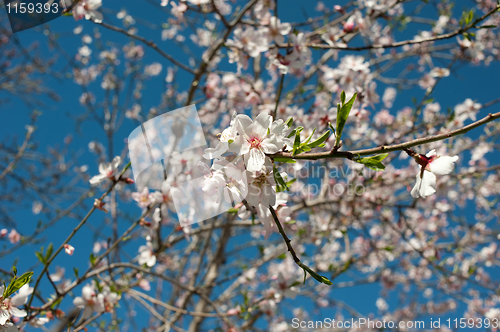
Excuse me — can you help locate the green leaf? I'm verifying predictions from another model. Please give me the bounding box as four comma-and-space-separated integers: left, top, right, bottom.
301, 264, 333, 285
287, 126, 303, 138
35, 251, 46, 265
340, 91, 346, 105
295, 144, 311, 154
227, 207, 239, 214
335, 92, 357, 146
273, 166, 289, 192
3, 271, 34, 298
328, 122, 336, 136
285, 178, 297, 187
307, 130, 330, 148
90, 253, 97, 266
301, 128, 316, 146
355, 153, 389, 171
466, 10, 474, 25
285, 117, 294, 128
272, 157, 297, 163
12, 266, 17, 277
292, 131, 301, 156
478, 25, 498, 29
45, 243, 53, 261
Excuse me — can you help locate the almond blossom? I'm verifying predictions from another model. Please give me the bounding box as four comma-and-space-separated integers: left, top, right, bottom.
0, 285, 33, 327
245, 158, 277, 207
265, 17, 291, 44
73, 283, 105, 318
73, 0, 103, 23
138, 241, 156, 267
132, 187, 153, 208
89, 156, 122, 185
233, 113, 283, 172
411, 150, 459, 198
64, 244, 75, 255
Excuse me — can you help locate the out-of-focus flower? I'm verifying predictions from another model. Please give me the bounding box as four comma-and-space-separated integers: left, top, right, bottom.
73, 283, 105, 318
132, 187, 153, 208
265, 17, 291, 44
73, 0, 103, 23
64, 244, 75, 256
8, 230, 20, 244
138, 242, 156, 267
89, 156, 122, 185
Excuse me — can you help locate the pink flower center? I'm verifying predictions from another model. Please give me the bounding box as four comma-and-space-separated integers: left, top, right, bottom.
248, 136, 262, 149
415, 154, 438, 171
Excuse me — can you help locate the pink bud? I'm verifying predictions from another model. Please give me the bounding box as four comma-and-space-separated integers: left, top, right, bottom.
64, 244, 75, 255
227, 308, 240, 316
123, 177, 135, 184
334, 5, 345, 13
343, 21, 355, 32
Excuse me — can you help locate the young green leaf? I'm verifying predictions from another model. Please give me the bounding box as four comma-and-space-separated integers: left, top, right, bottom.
301, 128, 316, 146
355, 153, 389, 171
335, 92, 357, 146
285, 116, 294, 128
307, 130, 330, 148
45, 243, 53, 261
273, 166, 289, 192
301, 264, 333, 285
35, 251, 46, 265
3, 271, 34, 298
272, 157, 297, 163
328, 122, 336, 136
292, 131, 301, 156
287, 126, 303, 138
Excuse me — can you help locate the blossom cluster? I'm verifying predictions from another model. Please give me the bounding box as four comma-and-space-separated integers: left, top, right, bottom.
73, 282, 120, 318
201, 113, 293, 236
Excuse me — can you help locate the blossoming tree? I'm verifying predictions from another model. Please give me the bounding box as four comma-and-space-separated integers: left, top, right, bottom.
1, 0, 500, 331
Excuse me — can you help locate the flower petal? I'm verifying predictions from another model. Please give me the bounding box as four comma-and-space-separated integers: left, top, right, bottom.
261, 135, 282, 154
410, 173, 422, 198
245, 148, 265, 172
425, 149, 437, 158
254, 113, 272, 132
235, 114, 254, 136
419, 171, 437, 198
429, 156, 458, 175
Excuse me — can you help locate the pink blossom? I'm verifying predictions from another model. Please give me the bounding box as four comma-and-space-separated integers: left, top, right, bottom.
64, 244, 75, 255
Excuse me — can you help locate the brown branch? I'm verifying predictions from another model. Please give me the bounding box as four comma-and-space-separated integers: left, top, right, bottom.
277, 4, 500, 51
96, 21, 196, 75
269, 206, 332, 285
185, 0, 259, 105
0, 123, 34, 182
270, 110, 500, 161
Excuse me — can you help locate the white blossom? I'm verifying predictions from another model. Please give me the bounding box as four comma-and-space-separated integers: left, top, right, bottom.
138, 242, 156, 267
411, 150, 459, 198
233, 113, 283, 172
0, 285, 33, 326
89, 156, 122, 185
